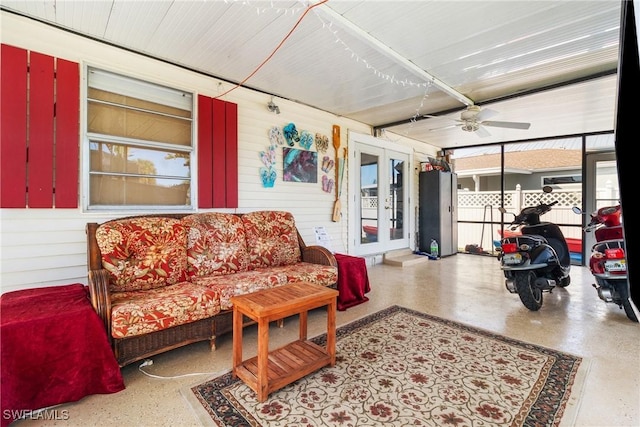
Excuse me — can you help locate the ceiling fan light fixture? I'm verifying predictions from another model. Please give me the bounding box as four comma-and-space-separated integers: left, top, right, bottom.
427, 106, 529, 136
461, 105, 482, 120
461, 121, 479, 132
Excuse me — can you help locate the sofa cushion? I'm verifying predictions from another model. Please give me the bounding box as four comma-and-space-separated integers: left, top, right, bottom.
95, 217, 188, 292
192, 270, 288, 310
268, 262, 338, 288
183, 212, 249, 277
242, 211, 301, 270
110, 282, 220, 338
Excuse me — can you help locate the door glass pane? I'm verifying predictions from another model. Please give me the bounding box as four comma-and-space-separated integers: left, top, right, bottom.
587, 134, 618, 209
360, 153, 379, 243
595, 160, 620, 209
389, 157, 404, 241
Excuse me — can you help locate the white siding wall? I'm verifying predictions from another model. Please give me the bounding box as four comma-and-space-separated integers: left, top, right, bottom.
0, 12, 438, 294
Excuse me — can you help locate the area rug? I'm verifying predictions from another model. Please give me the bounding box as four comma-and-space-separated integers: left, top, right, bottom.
186, 305, 587, 426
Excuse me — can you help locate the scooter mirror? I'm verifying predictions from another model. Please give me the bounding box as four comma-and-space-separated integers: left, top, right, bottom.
572, 206, 583, 214
498, 207, 507, 214
542, 185, 553, 193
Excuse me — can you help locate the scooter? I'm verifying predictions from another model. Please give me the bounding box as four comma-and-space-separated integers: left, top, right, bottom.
583, 204, 638, 322
498, 186, 571, 311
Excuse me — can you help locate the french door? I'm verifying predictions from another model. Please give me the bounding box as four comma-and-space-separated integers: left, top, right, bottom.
349, 132, 410, 256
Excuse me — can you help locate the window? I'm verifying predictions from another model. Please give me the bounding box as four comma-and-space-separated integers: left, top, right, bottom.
542, 175, 582, 186
86, 68, 193, 209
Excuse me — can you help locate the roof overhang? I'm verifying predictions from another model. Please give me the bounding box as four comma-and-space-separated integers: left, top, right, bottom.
456, 168, 532, 178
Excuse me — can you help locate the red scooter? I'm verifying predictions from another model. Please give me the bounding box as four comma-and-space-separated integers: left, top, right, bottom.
584, 204, 638, 322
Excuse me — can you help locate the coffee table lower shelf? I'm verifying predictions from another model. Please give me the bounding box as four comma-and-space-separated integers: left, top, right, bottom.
234, 339, 331, 397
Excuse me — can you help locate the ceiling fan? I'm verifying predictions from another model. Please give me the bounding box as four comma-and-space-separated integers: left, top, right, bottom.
425, 105, 531, 137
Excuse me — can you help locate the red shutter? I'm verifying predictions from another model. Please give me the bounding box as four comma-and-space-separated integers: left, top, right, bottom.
28, 52, 55, 208
54, 58, 80, 208
0, 44, 79, 208
212, 99, 227, 208
197, 95, 238, 209
197, 95, 213, 208
225, 101, 238, 208
1, 45, 28, 208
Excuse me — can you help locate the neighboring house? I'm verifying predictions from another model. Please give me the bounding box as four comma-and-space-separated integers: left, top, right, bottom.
454, 148, 583, 192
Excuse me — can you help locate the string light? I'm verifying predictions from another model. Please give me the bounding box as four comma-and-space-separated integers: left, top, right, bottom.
223, 0, 431, 91
216, 0, 438, 137
215, 0, 323, 98
311, 6, 439, 138
313, 11, 430, 90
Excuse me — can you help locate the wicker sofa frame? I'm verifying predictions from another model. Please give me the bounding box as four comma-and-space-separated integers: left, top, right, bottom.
86, 212, 337, 367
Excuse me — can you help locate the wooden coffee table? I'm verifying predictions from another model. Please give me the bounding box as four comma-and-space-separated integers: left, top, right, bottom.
231, 282, 339, 402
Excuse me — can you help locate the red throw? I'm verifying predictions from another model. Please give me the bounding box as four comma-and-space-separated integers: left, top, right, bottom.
1, 284, 125, 426
334, 253, 371, 311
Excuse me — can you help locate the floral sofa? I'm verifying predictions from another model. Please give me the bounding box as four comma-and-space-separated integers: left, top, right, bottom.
86, 211, 338, 367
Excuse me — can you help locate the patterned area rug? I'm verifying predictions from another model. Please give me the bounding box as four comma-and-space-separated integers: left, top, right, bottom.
186, 305, 587, 426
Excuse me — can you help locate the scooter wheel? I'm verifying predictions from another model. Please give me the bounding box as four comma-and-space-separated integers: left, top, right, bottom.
515, 271, 543, 311
614, 281, 638, 322
557, 275, 570, 288
623, 301, 638, 323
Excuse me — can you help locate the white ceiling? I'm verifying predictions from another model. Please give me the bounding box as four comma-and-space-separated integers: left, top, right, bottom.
0, 0, 622, 149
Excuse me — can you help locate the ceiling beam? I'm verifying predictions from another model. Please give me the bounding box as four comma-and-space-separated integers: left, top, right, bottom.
316, 3, 474, 107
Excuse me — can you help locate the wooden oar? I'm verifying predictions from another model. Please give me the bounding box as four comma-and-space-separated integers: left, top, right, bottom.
337, 146, 346, 199
332, 125, 341, 222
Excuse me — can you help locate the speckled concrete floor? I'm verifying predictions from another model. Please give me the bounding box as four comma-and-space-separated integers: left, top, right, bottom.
12, 254, 640, 426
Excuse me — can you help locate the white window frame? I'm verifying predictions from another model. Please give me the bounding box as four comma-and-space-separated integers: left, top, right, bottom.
82, 66, 196, 212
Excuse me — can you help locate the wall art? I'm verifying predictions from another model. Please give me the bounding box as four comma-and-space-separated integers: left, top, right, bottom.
283, 147, 317, 183
315, 133, 329, 153
322, 175, 334, 193
268, 126, 285, 146
299, 130, 313, 150
259, 135, 278, 188
321, 155, 334, 173
260, 167, 276, 187
283, 123, 299, 146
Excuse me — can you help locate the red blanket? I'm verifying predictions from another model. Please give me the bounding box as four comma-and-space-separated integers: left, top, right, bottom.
1, 284, 125, 426
334, 253, 371, 311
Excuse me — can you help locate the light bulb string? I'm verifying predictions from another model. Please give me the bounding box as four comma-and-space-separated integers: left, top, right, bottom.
312, 12, 431, 89
215, 0, 329, 99
216, 0, 434, 139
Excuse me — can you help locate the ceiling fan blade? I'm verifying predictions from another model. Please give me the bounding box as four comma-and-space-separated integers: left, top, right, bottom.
474, 108, 499, 122
428, 123, 460, 132
476, 126, 492, 138
481, 120, 531, 130
423, 114, 461, 123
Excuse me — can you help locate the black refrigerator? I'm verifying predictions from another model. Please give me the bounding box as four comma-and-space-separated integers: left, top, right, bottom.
419, 170, 458, 257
